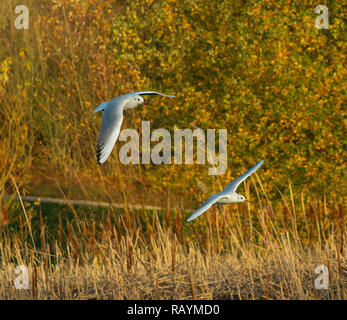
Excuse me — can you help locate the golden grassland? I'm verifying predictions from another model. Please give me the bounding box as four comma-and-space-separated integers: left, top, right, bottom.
0, 177, 345, 299
0, 0, 346, 300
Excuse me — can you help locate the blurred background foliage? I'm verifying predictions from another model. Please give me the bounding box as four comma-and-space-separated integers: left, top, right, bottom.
0, 0, 345, 207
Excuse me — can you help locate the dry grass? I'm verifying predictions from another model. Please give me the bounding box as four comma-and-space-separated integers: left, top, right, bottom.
0, 182, 345, 300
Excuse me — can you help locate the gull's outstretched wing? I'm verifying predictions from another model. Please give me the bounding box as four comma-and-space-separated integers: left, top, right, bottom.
222, 159, 264, 194
96, 99, 126, 164
93, 102, 108, 113
186, 193, 223, 222
132, 91, 176, 98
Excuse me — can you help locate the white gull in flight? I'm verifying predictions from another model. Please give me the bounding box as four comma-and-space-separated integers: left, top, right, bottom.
93, 91, 175, 164
186, 159, 264, 222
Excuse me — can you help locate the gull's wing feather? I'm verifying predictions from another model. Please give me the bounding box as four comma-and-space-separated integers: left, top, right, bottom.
222, 159, 264, 194
93, 102, 108, 113
96, 99, 126, 164
133, 91, 175, 98
186, 193, 223, 222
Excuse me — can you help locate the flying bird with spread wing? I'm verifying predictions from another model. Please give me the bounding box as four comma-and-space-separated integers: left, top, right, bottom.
93, 91, 175, 164
186, 159, 264, 222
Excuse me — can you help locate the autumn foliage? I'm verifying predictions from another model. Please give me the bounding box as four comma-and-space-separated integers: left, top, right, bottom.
0, 0, 345, 204
0, 0, 346, 300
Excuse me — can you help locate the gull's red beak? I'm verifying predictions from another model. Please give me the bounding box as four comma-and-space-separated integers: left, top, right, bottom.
142, 101, 147, 105
245, 199, 250, 202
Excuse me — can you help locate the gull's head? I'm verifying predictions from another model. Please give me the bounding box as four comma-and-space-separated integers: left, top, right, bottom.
135, 94, 145, 105
235, 194, 248, 203
126, 94, 145, 109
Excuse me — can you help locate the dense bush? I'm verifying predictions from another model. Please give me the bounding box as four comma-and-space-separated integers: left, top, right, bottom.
0, 0, 345, 204
110, 0, 346, 195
